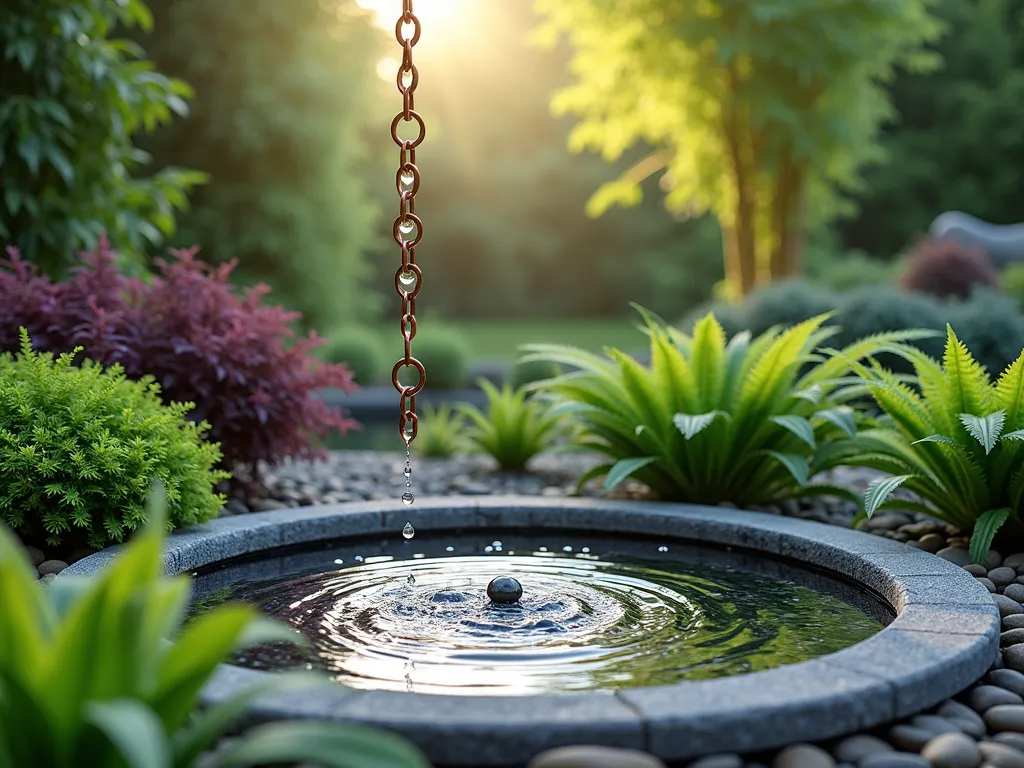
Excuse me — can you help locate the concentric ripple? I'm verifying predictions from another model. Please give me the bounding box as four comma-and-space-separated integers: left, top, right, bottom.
207, 539, 887, 696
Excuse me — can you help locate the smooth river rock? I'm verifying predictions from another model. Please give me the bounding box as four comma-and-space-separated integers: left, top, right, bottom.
1006, 586, 1024, 604
37, 559, 68, 576
992, 568, 1020, 587
920, 733, 982, 768
971, 686, 1024, 712
832, 735, 894, 763
938, 700, 987, 737
1004, 646, 1024, 673
688, 755, 744, 768
995, 595, 1024, 619
985, 705, 1024, 732
1004, 616, 1024, 631
938, 548, 972, 566
993, 734, 1024, 753
528, 746, 666, 768
861, 754, 931, 768
773, 744, 837, 768
1002, 630, 1024, 648
892, 726, 944, 752
978, 742, 1024, 768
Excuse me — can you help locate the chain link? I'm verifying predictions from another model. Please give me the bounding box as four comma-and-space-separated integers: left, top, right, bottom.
391, 0, 425, 448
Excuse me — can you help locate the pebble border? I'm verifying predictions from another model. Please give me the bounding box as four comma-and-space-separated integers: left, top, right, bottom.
62, 496, 1000, 767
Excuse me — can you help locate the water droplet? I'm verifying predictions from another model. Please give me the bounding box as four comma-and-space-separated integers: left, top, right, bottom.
539, 547, 548, 552
404, 467, 412, 479
445, 546, 454, 552
334, 558, 344, 564
402, 521, 415, 538
484, 546, 494, 553
398, 270, 417, 290
562, 545, 573, 553
355, 556, 364, 563
491, 541, 502, 548
399, 219, 415, 235
400, 171, 415, 188
407, 574, 416, 586
657, 545, 669, 553
402, 492, 415, 507
581, 547, 590, 554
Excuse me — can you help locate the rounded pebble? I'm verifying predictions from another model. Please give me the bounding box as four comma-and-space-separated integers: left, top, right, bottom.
993, 734, 1024, 753
1006, 617, 1024, 631
977, 742, 1024, 768
918, 533, 945, 553
984, 704, 1024, 731
1005, 586, 1024, 604
966, 564, 991, 577
938, 700, 986, 737
1002, 630, 1024, 648
938, 548, 972, 566
37, 559, 68, 577
1005, 646, 1024, 673
891, 725, 941, 751
1004, 553, 1024, 570
990, 670, 1024, 698
988, 551, 1006, 569
832, 735, 893, 763
971, 685, 1024, 712
24, 546, 44, 567
992, 568, 1020, 587
921, 732, 981, 768
861, 754, 931, 768
979, 578, 999, 593
689, 756, 744, 768
773, 744, 836, 768
912, 715, 964, 736
995, 595, 1024, 618
528, 746, 667, 768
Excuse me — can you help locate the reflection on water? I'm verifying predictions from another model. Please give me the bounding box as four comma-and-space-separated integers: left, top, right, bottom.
192, 534, 889, 696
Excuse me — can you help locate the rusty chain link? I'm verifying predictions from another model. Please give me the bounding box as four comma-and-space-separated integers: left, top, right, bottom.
391, 0, 425, 449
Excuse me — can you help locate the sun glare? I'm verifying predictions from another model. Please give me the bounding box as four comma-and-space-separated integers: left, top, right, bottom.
354, 0, 470, 35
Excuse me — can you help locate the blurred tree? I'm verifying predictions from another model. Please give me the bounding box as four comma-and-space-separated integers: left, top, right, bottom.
534, 0, 945, 298
841, 0, 1024, 258
366, 0, 721, 322
0, 0, 205, 275
137, 0, 386, 332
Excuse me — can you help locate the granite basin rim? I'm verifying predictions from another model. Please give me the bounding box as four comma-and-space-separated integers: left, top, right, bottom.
62, 496, 1000, 767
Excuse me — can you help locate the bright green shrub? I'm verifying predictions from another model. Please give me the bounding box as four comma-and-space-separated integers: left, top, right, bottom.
0, 489, 430, 768
459, 381, 562, 471
526, 308, 930, 505
1002, 263, 1024, 312
952, 290, 1024, 379
416, 404, 468, 458
414, 328, 471, 390
851, 328, 1024, 563
0, 329, 226, 550
322, 326, 384, 385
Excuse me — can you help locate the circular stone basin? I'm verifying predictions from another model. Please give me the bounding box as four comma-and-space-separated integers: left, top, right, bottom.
193, 535, 891, 696
63, 497, 999, 767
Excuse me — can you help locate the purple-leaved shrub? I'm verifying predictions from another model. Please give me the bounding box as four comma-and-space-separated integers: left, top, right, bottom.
0, 238, 359, 489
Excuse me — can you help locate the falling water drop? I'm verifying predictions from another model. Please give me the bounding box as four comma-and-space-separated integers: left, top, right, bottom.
404, 466, 412, 479
658, 545, 669, 553
402, 492, 415, 507
445, 546, 454, 552
562, 545, 573, 553
402, 521, 416, 538
581, 547, 591, 554
398, 270, 417, 291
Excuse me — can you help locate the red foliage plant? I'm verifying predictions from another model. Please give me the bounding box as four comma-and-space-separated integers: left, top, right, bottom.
0, 238, 359, 489
899, 237, 999, 300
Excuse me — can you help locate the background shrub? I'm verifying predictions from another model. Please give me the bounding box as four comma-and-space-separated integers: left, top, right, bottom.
950, 290, 1024, 379
0, 0, 205, 275
899, 237, 999, 299
507, 357, 561, 389
412, 327, 471, 390
1001, 263, 1024, 312
0, 330, 227, 550
0, 242, 359, 487
321, 326, 384, 385
735, 280, 839, 337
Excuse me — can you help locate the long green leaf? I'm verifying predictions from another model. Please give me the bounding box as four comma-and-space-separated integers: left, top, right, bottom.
815, 407, 857, 439
1003, 429, 1024, 443
86, 700, 170, 768
603, 456, 658, 493
673, 411, 728, 440
766, 451, 809, 487
864, 475, 913, 517
960, 411, 1006, 455
770, 415, 816, 449
213, 722, 431, 768
970, 508, 1010, 564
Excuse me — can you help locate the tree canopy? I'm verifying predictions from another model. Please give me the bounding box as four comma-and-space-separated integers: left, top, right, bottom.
535, 0, 945, 297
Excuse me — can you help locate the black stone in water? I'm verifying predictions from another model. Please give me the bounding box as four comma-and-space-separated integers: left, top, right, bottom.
487, 576, 522, 604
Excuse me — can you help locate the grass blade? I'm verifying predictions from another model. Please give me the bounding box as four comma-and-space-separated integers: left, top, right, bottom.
970, 508, 1010, 564
603, 456, 658, 493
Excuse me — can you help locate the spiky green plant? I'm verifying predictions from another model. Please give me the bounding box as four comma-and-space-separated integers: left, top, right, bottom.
416, 403, 468, 458
0, 486, 431, 768
523, 307, 932, 505
849, 326, 1024, 563
458, 380, 562, 471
